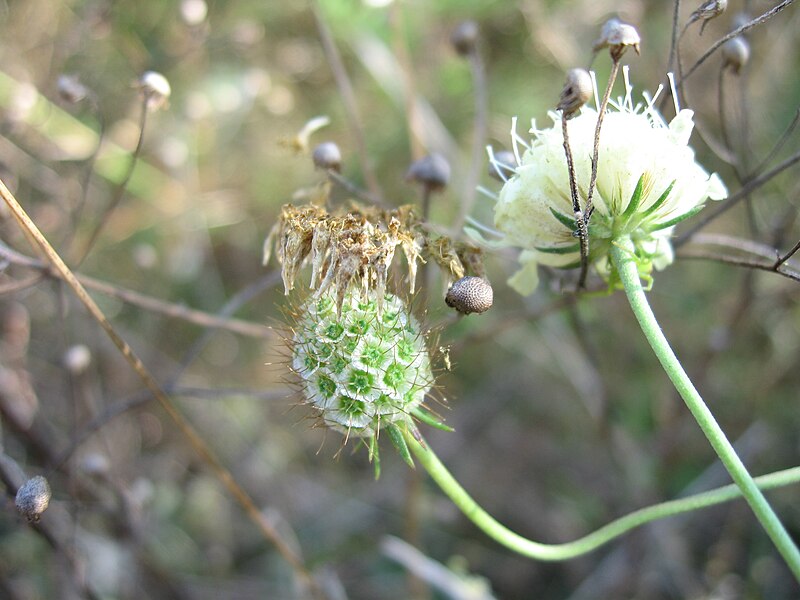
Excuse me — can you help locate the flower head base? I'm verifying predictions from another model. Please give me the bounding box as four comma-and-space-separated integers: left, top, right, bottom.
492, 77, 727, 294
291, 287, 434, 439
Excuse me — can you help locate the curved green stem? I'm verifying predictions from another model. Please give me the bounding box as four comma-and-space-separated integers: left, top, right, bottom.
610, 236, 800, 579
404, 429, 800, 561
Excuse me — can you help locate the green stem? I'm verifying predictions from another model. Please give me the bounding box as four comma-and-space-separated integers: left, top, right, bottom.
610, 235, 800, 579
403, 428, 800, 561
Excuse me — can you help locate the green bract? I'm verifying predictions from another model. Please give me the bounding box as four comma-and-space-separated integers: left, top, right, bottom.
292, 289, 433, 437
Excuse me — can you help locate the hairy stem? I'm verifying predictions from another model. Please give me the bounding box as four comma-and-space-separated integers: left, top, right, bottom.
403, 428, 800, 561
610, 236, 800, 579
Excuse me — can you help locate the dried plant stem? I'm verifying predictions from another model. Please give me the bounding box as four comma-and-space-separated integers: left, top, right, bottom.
0, 243, 272, 338
0, 177, 317, 591
561, 117, 589, 286
678, 249, 800, 283
666, 0, 682, 74
676, 149, 800, 246
775, 239, 800, 268
752, 106, 800, 176
74, 98, 148, 266
579, 58, 621, 287
679, 0, 795, 86
611, 236, 800, 579
311, 0, 383, 205
404, 428, 800, 561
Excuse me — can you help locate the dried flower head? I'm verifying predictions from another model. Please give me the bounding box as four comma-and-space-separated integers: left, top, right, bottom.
16, 475, 51, 523
264, 201, 483, 312
481, 75, 727, 294
593, 18, 641, 59
688, 0, 728, 35
445, 276, 493, 315
558, 68, 594, 119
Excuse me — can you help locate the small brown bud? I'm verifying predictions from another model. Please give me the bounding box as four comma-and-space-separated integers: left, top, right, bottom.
451, 20, 479, 57
722, 37, 749, 74
406, 154, 450, 192
488, 150, 516, 181
445, 276, 493, 315
558, 68, 593, 119
16, 476, 51, 523
312, 141, 342, 172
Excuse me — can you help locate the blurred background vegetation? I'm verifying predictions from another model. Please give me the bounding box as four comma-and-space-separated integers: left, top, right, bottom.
1, 0, 799, 598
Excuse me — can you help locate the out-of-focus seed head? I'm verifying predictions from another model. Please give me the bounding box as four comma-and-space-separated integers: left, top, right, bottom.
406, 154, 451, 192
312, 141, 342, 172
558, 68, 594, 119
451, 20, 479, 56
722, 37, 750, 74
488, 150, 517, 181
138, 71, 171, 111
593, 18, 641, 60
690, 0, 728, 35
63, 344, 92, 375
79, 453, 111, 478
57, 75, 89, 104
445, 276, 493, 315
15, 476, 51, 523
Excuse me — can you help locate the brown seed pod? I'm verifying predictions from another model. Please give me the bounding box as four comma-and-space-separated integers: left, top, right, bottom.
558, 68, 593, 119
445, 276, 493, 315
15, 476, 51, 523
406, 153, 451, 192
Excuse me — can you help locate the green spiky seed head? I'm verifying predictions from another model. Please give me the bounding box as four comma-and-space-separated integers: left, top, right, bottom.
292, 288, 433, 437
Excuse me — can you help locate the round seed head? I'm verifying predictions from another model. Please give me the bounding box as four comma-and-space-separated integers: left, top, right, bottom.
445, 276, 493, 315
16, 476, 51, 523
558, 68, 593, 119
312, 141, 342, 172
57, 75, 89, 104
406, 153, 451, 192
488, 150, 517, 181
722, 37, 749, 74
138, 71, 171, 111
451, 20, 479, 56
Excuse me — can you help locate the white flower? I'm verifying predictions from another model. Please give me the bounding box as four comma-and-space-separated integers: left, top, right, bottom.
491, 82, 727, 294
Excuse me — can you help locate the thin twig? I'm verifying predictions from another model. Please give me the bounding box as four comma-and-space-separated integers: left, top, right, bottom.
0, 243, 273, 338
579, 59, 621, 288
311, 0, 383, 205
677, 249, 800, 283
74, 98, 148, 266
666, 0, 682, 74
678, 0, 795, 86
561, 117, 588, 288
775, 239, 800, 268
676, 149, 800, 246
752, 106, 800, 176
0, 177, 317, 592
